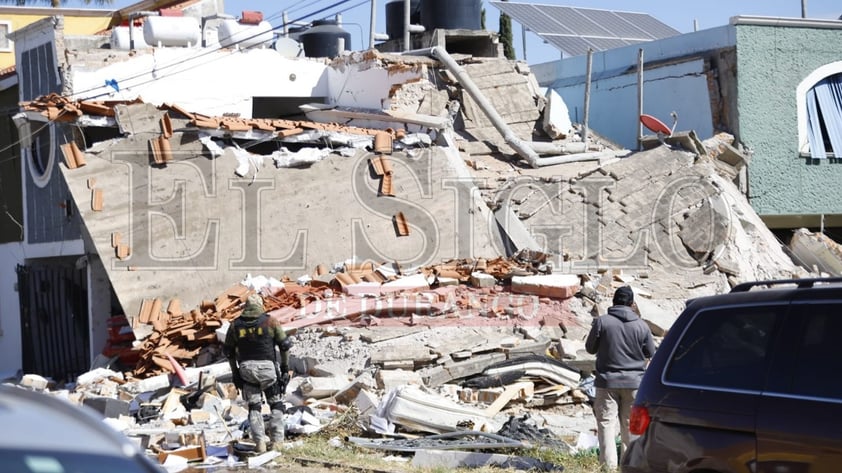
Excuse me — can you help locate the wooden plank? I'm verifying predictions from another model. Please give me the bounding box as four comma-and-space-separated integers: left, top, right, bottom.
483, 381, 534, 416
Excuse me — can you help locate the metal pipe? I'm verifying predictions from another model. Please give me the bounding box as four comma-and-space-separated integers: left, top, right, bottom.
369, 0, 376, 48
637, 48, 644, 151
583, 48, 593, 146
407, 46, 542, 167
531, 150, 622, 167
283, 11, 289, 37
529, 141, 588, 155
404, 0, 410, 51
802, 0, 808, 18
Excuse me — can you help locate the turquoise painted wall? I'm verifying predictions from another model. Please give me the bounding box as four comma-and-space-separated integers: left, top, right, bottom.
736, 24, 842, 217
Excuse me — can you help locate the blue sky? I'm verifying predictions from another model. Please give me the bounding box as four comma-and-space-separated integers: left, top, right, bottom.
61, 0, 842, 64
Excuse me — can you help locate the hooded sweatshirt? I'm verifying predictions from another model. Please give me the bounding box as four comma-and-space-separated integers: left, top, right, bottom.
585, 305, 655, 389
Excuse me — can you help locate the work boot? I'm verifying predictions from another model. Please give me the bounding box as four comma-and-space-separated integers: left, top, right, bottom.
254, 440, 267, 454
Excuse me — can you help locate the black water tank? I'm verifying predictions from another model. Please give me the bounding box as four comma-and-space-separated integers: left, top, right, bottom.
421, 0, 481, 31
300, 19, 351, 58
385, 0, 421, 40
287, 25, 309, 42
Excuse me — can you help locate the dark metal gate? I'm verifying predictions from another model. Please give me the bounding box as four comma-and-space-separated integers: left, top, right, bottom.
16, 263, 90, 382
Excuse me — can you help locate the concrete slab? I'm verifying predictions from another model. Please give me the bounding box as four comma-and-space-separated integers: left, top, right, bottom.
511, 274, 581, 299
60, 134, 501, 332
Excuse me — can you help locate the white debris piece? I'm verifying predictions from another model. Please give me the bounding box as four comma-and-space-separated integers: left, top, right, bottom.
232, 147, 263, 178
543, 89, 573, 139
198, 134, 225, 158
76, 368, 123, 387
399, 133, 432, 147
272, 147, 331, 168
240, 274, 285, 292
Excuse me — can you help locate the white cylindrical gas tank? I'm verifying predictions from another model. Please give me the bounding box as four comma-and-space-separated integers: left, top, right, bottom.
218, 19, 273, 48
110, 26, 149, 50
143, 16, 201, 47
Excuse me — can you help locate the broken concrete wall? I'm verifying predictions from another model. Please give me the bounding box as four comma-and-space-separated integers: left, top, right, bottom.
478, 143, 801, 304
57, 105, 501, 328
455, 59, 544, 149
326, 52, 430, 110
552, 58, 714, 150
68, 49, 330, 118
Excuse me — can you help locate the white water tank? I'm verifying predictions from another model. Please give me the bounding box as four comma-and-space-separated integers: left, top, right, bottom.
218, 19, 273, 48
143, 16, 201, 47
110, 26, 149, 50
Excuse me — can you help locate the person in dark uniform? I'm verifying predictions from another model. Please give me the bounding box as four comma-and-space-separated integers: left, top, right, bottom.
224, 294, 292, 453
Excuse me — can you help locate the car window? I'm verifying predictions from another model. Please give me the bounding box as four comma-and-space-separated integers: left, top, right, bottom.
786, 304, 842, 400
665, 306, 781, 391
0, 449, 156, 473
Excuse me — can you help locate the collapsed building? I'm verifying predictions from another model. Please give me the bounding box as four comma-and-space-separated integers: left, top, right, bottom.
0, 0, 820, 469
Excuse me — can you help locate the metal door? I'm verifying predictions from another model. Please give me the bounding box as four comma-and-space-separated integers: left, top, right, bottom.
16, 263, 89, 382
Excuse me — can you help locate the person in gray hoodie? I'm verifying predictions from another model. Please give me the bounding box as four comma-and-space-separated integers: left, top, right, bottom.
586, 286, 655, 471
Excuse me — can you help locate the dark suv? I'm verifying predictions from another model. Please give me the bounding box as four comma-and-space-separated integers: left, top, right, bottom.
622, 278, 842, 473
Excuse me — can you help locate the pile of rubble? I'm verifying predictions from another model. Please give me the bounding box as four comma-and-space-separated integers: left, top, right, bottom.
6, 255, 664, 470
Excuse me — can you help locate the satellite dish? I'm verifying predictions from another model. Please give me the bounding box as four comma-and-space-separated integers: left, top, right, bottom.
274, 37, 303, 58
640, 114, 672, 136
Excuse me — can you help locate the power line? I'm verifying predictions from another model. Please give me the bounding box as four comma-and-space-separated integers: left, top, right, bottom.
0, 0, 367, 162
73, 0, 357, 101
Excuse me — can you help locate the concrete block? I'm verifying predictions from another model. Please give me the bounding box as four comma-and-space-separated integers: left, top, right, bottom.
83, 396, 130, 419
412, 449, 513, 469
226, 404, 248, 423
380, 274, 430, 294
197, 392, 227, 416
311, 359, 353, 378
20, 374, 50, 391
436, 277, 460, 286
511, 274, 580, 299
543, 89, 573, 139
343, 282, 382, 297
376, 369, 423, 391
371, 345, 435, 365
354, 389, 379, 417
299, 376, 349, 399
634, 296, 679, 337
189, 409, 212, 424
470, 272, 496, 288
332, 372, 375, 405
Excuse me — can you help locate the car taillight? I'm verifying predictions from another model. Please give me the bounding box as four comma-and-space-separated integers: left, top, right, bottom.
629, 405, 650, 435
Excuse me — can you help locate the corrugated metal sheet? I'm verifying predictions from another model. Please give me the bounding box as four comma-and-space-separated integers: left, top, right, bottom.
17, 263, 90, 381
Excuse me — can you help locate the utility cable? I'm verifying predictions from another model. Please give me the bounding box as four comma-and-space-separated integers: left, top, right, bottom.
0, 0, 364, 160
72, 0, 357, 101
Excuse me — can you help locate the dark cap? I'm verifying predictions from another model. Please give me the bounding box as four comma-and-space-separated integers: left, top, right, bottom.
613, 286, 634, 306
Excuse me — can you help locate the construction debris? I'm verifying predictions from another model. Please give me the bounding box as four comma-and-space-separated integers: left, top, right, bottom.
7, 39, 823, 473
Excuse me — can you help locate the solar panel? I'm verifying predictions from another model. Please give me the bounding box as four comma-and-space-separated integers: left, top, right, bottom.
545, 6, 612, 37
491, 1, 680, 57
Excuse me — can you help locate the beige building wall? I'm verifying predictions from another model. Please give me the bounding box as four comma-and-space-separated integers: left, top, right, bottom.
0, 7, 112, 69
